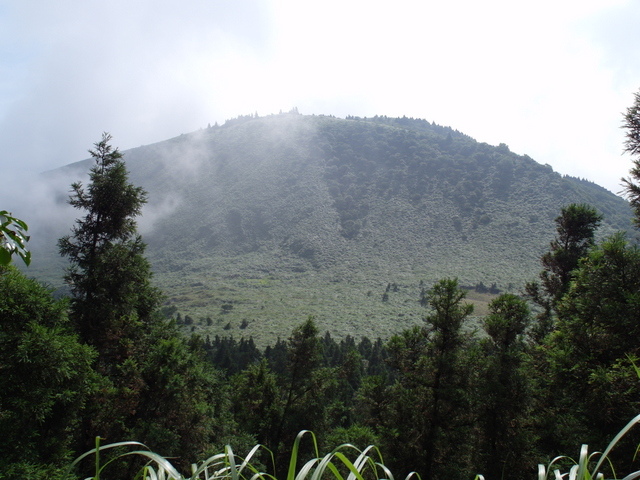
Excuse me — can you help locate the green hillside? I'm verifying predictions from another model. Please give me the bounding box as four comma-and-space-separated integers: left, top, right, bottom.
28, 113, 633, 346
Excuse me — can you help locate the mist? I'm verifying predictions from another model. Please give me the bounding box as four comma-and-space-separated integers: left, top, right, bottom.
1, 0, 639, 221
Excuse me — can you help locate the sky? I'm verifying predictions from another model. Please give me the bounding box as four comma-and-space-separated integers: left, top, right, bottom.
2, 0, 640, 216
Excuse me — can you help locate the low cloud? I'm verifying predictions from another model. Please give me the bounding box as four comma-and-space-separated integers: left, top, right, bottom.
1, 0, 638, 200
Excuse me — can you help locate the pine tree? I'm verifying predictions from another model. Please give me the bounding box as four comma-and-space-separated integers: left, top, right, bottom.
58, 134, 230, 469
550, 233, 640, 462
525, 204, 602, 341
382, 279, 475, 480
421, 278, 475, 480
58, 133, 161, 369
477, 294, 534, 480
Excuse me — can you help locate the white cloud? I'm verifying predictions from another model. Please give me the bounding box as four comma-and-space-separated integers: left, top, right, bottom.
0, 0, 638, 207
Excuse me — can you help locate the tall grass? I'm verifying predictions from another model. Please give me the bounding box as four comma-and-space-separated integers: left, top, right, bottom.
537, 414, 640, 480
69, 415, 640, 480
70, 431, 421, 480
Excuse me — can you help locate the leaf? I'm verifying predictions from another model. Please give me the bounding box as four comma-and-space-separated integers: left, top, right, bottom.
0, 248, 11, 265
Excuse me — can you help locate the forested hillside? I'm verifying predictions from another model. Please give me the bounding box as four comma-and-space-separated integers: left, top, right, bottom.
28, 113, 632, 346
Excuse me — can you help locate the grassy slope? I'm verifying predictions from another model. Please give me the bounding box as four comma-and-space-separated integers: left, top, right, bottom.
26, 113, 633, 347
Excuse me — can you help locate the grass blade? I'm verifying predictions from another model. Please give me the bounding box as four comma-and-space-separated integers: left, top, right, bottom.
592, 413, 640, 477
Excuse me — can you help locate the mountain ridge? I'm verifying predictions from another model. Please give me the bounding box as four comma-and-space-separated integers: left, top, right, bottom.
27, 113, 633, 346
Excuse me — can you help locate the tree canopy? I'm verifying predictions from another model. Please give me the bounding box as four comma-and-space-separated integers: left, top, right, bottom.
57, 133, 232, 472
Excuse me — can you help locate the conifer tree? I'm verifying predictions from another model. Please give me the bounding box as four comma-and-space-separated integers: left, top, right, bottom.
58, 134, 229, 469
477, 294, 534, 480
525, 204, 601, 341
273, 318, 336, 470
421, 278, 474, 480
58, 133, 161, 368
382, 278, 475, 480
58, 133, 161, 447
549, 233, 640, 462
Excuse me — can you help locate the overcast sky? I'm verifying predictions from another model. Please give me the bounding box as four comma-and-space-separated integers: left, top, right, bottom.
2, 0, 640, 214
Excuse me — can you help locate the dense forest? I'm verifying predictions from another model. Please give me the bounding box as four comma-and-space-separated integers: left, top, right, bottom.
4, 93, 640, 479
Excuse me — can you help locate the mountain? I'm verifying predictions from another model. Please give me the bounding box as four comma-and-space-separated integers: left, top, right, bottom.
27, 113, 633, 346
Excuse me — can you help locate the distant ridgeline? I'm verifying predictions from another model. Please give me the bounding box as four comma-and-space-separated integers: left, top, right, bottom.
30, 113, 633, 345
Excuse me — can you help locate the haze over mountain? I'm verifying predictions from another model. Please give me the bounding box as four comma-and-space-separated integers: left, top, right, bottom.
27, 113, 633, 346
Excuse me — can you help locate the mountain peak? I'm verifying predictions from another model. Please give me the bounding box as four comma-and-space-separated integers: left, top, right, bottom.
30, 114, 632, 346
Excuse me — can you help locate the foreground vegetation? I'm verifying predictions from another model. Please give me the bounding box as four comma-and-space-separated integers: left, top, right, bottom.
66, 414, 640, 480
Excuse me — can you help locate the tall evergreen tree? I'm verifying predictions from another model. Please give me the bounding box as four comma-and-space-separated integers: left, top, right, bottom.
58, 133, 160, 368
58, 134, 231, 471
477, 293, 534, 480
550, 233, 640, 463
528, 230, 640, 474
272, 318, 336, 470
421, 278, 475, 480
58, 133, 161, 446
525, 204, 602, 341
382, 278, 475, 480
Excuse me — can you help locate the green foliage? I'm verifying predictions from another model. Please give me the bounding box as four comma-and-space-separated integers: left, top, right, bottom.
0, 210, 30, 265
539, 204, 602, 299
54, 134, 234, 473
205, 335, 262, 375
622, 89, 640, 225
558, 232, 640, 360
537, 414, 640, 480
482, 293, 530, 346
477, 294, 535, 480
232, 359, 282, 447
419, 278, 476, 480
28, 114, 633, 347
323, 425, 380, 454
529, 231, 640, 468
373, 279, 477, 480
57, 134, 164, 455
526, 204, 602, 341
134, 328, 232, 470
58, 132, 161, 361
64, 412, 640, 480
0, 461, 75, 480
0, 266, 96, 469
425, 277, 474, 340
272, 319, 337, 464
70, 430, 421, 480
